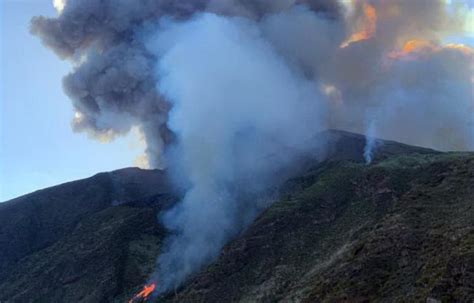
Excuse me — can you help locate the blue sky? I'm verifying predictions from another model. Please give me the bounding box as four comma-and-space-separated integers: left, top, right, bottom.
0, 0, 143, 201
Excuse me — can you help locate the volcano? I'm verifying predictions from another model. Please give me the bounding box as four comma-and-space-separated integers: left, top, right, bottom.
0, 130, 473, 302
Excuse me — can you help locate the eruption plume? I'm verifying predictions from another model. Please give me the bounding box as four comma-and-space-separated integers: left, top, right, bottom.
147, 13, 326, 290
33, 0, 474, 294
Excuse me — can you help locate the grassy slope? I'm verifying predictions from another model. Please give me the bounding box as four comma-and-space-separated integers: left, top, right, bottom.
167, 153, 474, 302
0, 206, 165, 302
0, 132, 472, 302
0, 168, 173, 303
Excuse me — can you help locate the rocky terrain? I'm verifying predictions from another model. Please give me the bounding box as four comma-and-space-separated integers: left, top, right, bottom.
1, 130, 472, 302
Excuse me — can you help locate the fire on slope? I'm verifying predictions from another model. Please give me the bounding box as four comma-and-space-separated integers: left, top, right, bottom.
129, 283, 157, 303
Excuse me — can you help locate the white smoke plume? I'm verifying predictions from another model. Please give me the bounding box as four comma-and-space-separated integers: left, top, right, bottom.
146, 13, 326, 290
33, 0, 474, 293
364, 119, 376, 164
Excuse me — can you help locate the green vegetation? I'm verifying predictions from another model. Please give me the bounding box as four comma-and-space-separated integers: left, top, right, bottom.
1, 132, 472, 302
171, 152, 474, 302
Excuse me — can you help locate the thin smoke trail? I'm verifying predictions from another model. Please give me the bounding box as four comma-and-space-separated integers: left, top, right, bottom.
364, 120, 376, 164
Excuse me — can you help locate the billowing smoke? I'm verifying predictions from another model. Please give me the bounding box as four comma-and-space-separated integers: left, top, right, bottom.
33, 0, 473, 293
31, 0, 337, 167
147, 13, 327, 290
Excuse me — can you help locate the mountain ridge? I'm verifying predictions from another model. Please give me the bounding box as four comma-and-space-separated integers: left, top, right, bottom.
0, 130, 472, 302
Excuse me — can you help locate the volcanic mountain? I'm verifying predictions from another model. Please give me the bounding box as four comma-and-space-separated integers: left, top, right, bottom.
0, 130, 473, 302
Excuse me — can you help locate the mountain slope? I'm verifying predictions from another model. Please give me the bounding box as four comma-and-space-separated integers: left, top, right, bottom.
169, 152, 474, 302
0, 168, 174, 302
0, 130, 472, 302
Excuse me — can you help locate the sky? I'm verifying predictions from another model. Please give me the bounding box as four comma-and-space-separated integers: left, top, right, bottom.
0, 0, 144, 202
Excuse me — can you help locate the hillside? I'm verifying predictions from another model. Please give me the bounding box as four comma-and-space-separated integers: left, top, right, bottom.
0, 168, 175, 302
0, 130, 472, 302
169, 152, 474, 302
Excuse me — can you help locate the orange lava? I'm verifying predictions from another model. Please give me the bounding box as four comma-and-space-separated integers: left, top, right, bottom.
129, 283, 157, 303
340, 1, 377, 48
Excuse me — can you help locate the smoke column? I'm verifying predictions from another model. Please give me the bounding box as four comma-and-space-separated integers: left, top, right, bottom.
146, 13, 327, 290
32, 0, 474, 292
364, 119, 376, 164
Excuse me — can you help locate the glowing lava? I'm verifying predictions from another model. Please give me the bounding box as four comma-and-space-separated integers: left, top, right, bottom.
129, 283, 157, 303
340, 1, 377, 48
